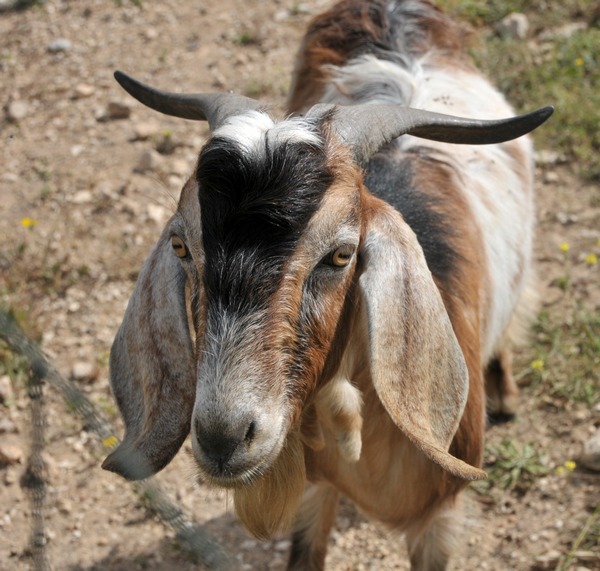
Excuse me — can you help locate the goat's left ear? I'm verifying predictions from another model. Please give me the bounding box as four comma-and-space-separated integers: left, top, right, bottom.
102, 225, 196, 480
359, 200, 485, 480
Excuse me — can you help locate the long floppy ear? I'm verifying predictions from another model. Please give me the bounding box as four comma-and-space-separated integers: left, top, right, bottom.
102, 226, 196, 480
359, 200, 485, 481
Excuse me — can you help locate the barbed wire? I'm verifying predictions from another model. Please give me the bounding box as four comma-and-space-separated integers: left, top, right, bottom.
0, 308, 234, 571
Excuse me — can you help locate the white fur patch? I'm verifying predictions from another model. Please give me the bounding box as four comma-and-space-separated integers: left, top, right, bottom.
213, 110, 323, 158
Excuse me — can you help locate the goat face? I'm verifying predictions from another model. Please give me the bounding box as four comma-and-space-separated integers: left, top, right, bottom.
189, 112, 363, 487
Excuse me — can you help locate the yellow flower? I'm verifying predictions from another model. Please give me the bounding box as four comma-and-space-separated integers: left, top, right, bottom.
574, 57, 584, 67
585, 253, 598, 265
20, 217, 37, 228
559, 242, 570, 253
102, 435, 119, 449
564, 460, 576, 472
531, 359, 544, 371
555, 466, 565, 476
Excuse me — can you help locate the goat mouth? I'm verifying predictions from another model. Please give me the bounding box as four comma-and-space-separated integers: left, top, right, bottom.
192, 434, 285, 490
197, 459, 272, 489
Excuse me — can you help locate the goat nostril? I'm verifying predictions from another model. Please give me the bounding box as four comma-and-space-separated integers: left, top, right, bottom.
244, 421, 257, 444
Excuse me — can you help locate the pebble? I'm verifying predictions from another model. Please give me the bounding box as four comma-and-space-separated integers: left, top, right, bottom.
534, 549, 561, 568
543, 171, 560, 184
70, 190, 94, 204
98, 100, 132, 121
47, 38, 72, 53
146, 203, 168, 224
580, 428, 600, 472
136, 148, 164, 172
71, 361, 100, 384
0, 443, 23, 466
539, 22, 588, 42
274, 540, 291, 552
130, 121, 160, 141
496, 12, 530, 40
170, 158, 190, 177
0, 418, 17, 434
535, 150, 566, 166
3, 468, 17, 485
0, 375, 14, 404
6, 100, 29, 122
73, 83, 95, 99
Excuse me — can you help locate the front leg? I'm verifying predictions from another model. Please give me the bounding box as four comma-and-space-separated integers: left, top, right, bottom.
288, 484, 340, 571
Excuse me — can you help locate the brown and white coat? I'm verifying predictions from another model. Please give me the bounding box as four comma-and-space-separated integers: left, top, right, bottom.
103, 1, 551, 569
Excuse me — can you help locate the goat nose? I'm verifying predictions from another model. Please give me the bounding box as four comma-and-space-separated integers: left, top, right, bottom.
195, 419, 257, 472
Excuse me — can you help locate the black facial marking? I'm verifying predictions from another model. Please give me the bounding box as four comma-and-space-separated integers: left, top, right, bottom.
196, 124, 334, 315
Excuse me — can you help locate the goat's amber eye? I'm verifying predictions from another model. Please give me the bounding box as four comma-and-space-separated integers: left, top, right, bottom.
171, 236, 188, 258
330, 246, 354, 268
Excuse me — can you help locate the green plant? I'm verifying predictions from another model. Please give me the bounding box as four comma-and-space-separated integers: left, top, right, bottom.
485, 438, 549, 492
526, 305, 600, 406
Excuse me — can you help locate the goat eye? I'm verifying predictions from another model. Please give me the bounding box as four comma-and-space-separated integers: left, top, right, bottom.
171, 236, 188, 258
328, 246, 354, 268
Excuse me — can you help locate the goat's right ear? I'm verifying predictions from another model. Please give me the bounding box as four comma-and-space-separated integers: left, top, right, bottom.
102, 226, 196, 480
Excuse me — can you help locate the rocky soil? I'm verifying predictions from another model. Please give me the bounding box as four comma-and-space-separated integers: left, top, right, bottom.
0, 1, 598, 570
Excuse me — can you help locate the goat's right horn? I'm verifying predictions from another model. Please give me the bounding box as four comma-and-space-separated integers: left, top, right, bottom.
114, 70, 265, 130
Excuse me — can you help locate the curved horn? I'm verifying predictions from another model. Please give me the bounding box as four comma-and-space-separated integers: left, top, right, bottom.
306, 103, 554, 166
114, 70, 265, 130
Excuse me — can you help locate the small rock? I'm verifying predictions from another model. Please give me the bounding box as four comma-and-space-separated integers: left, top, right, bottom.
170, 158, 190, 177
6, 100, 29, 122
274, 540, 291, 552
3, 467, 17, 485
543, 171, 559, 184
496, 13, 530, 40
73, 83, 95, 99
534, 549, 562, 568
0, 418, 17, 434
143, 28, 159, 41
136, 148, 163, 173
56, 498, 73, 515
539, 22, 588, 42
580, 428, 600, 472
535, 150, 565, 166
47, 38, 72, 53
146, 203, 168, 224
555, 211, 578, 225
98, 100, 131, 121
0, 375, 14, 404
71, 361, 100, 384
130, 121, 160, 141
70, 190, 94, 204
0, 443, 23, 466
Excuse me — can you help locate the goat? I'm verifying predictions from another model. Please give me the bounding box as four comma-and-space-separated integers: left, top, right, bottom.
102, 1, 552, 569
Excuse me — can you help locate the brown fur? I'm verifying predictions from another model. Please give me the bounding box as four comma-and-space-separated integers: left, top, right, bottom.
405, 156, 487, 470
288, 0, 474, 113
234, 430, 306, 539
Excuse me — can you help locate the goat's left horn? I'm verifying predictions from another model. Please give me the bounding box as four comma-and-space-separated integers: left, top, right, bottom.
307, 103, 554, 166
114, 70, 265, 130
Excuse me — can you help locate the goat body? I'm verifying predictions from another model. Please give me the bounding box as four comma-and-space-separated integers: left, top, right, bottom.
103, 1, 551, 569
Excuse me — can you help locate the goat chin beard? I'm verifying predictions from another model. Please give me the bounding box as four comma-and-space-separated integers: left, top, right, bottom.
234, 429, 306, 540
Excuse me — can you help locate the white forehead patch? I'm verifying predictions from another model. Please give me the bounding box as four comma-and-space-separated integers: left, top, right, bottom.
213, 110, 323, 158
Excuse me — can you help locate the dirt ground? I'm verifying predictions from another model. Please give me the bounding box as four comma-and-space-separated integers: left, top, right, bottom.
0, 1, 598, 570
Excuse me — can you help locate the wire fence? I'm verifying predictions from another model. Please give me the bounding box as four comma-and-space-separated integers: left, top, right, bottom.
0, 308, 234, 571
